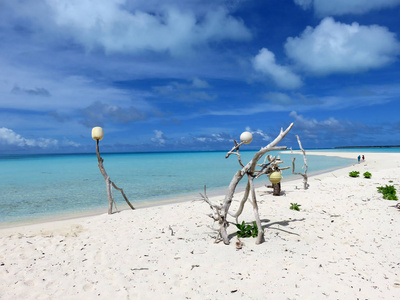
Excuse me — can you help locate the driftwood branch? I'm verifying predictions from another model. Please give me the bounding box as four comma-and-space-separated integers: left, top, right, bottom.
248, 175, 264, 244
96, 140, 135, 214
225, 140, 245, 159
227, 181, 251, 223
214, 123, 294, 245
291, 135, 309, 190
225, 140, 245, 168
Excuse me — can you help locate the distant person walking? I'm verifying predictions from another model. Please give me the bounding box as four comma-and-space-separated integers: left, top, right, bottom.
358, 155, 361, 163
362, 155, 365, 161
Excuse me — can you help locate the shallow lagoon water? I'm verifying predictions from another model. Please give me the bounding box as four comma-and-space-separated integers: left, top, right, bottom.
0, 150, 358, 224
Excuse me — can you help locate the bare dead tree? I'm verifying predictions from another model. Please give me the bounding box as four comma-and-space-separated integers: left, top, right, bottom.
200, 123, 294, 245
291, 135, 309, 190
95, 140, 135, 214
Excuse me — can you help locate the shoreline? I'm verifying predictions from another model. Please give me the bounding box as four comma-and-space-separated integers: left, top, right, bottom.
1, 151, 399, 299
0, 153, 354, 230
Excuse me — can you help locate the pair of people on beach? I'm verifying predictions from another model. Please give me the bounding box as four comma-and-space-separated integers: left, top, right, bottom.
358, 155, 365, 163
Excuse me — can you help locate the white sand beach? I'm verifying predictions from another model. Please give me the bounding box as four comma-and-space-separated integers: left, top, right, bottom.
0, 151, 399, 299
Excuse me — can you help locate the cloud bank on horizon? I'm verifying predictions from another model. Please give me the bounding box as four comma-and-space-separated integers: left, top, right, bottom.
295, 0, 400, 16
0, 0, 400, 153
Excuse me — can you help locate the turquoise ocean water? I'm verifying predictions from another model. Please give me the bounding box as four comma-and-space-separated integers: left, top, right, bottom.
1, 148, 398, 225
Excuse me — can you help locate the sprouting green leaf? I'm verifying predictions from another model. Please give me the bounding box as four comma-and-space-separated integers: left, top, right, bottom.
236, 221, 258, 238
290, 203, 301, 211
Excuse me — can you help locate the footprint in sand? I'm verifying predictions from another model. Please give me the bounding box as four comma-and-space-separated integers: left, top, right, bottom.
83, 283, 94, 291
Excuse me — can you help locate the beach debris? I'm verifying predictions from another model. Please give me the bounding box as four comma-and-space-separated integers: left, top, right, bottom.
92, 127, 135, 214
291, 135, 309, 190
269, 170, 283, 196
199, 123, 294, 245
235, 239, 243, 250
262, 155, 288, 195
168, 225, 175, 236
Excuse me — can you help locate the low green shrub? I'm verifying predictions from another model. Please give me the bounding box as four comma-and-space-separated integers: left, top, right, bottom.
377, 185, 398, 200
235, 221, 258, 238
290, 203, 301, 211
363, 171, 372, 178
349, 171, 360, 177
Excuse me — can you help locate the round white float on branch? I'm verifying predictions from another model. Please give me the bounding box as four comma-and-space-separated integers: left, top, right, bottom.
92, 127, 104, 141
240, 131, 253, 144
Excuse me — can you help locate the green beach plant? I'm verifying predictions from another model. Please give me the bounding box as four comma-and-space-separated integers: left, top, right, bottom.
349, 171, 360, 178
363, 171, 372, 178
235, 221, 258, 238
377, 185, 398, 200
290, 203, 301, 211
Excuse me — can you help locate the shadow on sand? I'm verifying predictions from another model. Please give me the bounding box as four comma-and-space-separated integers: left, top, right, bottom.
228, 218, 305, 240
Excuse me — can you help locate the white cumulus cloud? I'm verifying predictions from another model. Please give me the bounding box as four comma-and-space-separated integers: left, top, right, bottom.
245, 126, 271, 142
285, 17, 400, 75
289, 111, 346, 131
294, 0, 313, 10
151, 130, 166, 145
0, 127, 59, 148
195, 132, 231, 143
253, 48, 302, 89
46, 0, 251, 55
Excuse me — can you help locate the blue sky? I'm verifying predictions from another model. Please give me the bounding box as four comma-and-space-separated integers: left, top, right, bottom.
1, 0, 400, 154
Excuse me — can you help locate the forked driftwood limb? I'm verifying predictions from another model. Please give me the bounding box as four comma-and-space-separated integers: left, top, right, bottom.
96, 140, 135, 214
201, 123, 294, 245
291, 135, 309, 190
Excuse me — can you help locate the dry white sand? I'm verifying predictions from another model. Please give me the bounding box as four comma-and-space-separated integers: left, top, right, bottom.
0, 151, 399, 299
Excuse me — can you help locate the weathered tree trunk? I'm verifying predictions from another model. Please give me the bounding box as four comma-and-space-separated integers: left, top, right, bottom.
272, 183, 281, 196
106, 176, 113, 214
96, 140, 135, 214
